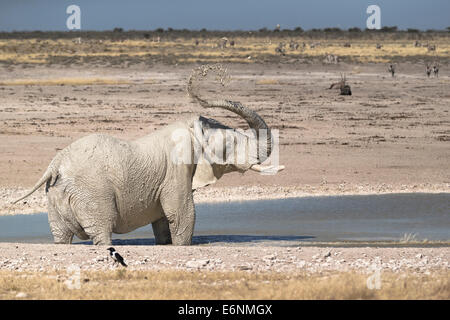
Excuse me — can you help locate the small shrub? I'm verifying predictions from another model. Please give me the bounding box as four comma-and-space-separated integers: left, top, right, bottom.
348, 27, 362, 33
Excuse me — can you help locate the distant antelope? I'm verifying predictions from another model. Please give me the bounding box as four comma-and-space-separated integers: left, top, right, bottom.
194, 39, 199, 46
433, 63, 439, 77
388, 64, 396, 77
229, 40, 235, 47
426, 64, 432, 77
427, 44, 436, 52
376, 43, 382, 49
414, 40, 421, 47
329, 74, 352, 96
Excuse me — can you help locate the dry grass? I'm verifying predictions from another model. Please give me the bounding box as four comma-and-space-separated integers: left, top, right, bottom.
297, 41, 450, 63
0, 269, 448, 300
400, 233, 420, 243
256, 79, 280, 85
0, 36, 448, 65
0, 78, 157, 86
0, 78, 133, 86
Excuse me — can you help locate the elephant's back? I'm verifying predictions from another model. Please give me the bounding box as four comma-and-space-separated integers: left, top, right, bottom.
68, 134, 131, 156
59, 134, 135, 183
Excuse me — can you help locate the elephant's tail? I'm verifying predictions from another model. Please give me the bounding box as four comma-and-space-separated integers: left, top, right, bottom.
11, 169, 54, 204
11, 148, 66, 205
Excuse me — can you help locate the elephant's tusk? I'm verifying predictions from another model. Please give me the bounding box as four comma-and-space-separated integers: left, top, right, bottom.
250, 164, 285, 173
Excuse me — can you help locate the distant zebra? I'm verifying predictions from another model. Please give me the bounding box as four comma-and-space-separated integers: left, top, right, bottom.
426, 64, 432, 77
289, 40, 300, 50
324, 54, 339, 64
275, 42, 286, 56
433, 64, 439, 77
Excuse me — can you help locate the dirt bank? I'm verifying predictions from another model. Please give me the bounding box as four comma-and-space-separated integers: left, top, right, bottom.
0, 243, 448, 274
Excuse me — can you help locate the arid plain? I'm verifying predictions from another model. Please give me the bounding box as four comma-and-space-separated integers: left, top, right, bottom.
0, 32, 449, 299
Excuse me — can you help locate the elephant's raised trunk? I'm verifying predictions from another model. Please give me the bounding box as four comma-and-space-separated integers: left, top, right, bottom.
187, 66, 272, 164
205, 100, 272, 163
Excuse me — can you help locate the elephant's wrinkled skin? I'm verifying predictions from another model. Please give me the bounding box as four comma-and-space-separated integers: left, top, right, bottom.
13, 83, 279, 245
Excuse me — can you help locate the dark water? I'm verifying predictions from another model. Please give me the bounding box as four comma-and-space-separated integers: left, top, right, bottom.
0, 193, 448, 245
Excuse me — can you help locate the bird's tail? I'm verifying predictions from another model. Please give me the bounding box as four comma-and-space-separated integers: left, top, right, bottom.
120, 260, 127, 267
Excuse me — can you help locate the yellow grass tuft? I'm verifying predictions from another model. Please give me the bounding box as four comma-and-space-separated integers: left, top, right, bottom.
256, 79, 279, 85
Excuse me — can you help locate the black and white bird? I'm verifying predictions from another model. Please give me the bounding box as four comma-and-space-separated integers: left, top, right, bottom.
107, 247, 127, 267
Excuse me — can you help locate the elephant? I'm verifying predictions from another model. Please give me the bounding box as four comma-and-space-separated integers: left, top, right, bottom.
13, 70, 283, 246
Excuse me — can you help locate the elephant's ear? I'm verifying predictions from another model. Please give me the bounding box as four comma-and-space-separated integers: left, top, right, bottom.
192, 156, 226, 190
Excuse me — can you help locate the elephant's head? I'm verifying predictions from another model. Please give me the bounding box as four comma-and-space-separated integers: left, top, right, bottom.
166, 64, 283, 190
187, 97, 282, 190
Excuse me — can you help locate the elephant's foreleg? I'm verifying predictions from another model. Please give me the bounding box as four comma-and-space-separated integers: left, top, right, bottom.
160, 192, 196, 246
152, 216, 172, 245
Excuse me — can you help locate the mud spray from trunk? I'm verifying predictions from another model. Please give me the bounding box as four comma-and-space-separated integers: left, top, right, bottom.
187, 64, 273, 164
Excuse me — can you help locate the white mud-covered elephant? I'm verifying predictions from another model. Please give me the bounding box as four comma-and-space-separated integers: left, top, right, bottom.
13, 66, 283, 245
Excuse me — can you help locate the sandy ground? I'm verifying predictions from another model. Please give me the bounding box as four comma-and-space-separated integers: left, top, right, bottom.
0, 243, 448, 274
1, 63, 449, 214
0, 62, 448, 297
